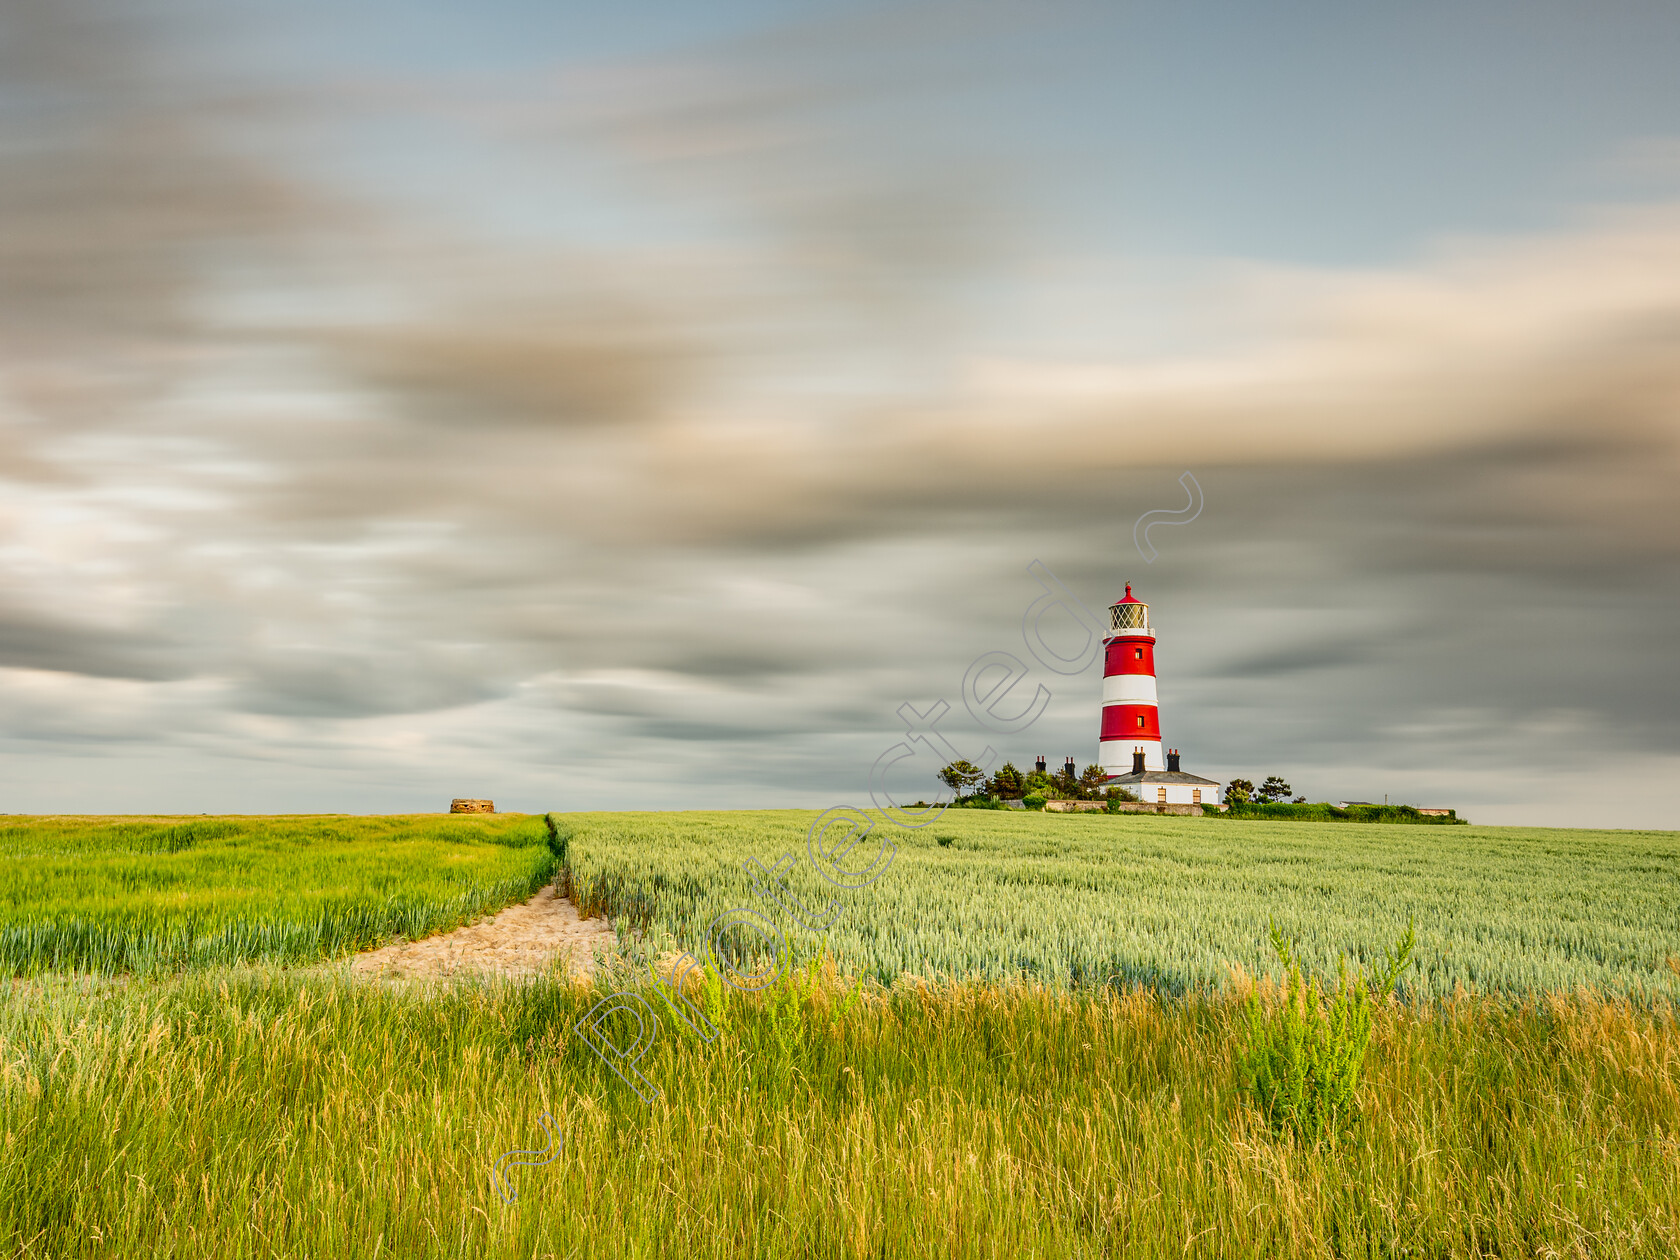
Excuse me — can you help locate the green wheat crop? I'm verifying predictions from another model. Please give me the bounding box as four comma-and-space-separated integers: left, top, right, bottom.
562, 810, 1680, 1000
3, 812, 1678, 1257
0, 814, 556, 975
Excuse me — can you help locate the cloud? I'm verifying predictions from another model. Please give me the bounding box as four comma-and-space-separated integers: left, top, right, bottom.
255, 201, 1680, 563
0, 1, 319, 392
229, 648, 510, 719
335, 318, 695, 432
1208, 637, 1376, 680
540, 1, 1041, 310
585, 204, 1680, 549
0, 1, 1674, 821
0, 607, 189, 681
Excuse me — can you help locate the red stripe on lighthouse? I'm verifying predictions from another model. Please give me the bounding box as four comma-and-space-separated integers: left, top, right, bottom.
1100, 704, 1160, 741
1104, 638, 1156, 676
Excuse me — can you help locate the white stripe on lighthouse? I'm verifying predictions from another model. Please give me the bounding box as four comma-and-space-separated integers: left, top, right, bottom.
1102, 674, 1158, 705
1099, 739, 1164, 773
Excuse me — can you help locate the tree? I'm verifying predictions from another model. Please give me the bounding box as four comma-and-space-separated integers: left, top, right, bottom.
938, 760, 985, 799
1226, 778, 1254, 806
1051, 763, 1081, 799
987, 762, 1025, 799
1079, 764, 1109, 798
1023, 768, 1055, 797
1257, 775, 1292, 804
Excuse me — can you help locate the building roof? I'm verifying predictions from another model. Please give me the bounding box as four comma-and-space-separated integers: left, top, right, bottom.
1104, 769, 1220, 787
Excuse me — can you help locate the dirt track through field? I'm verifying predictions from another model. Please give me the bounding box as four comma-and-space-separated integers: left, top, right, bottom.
349, 882, 617, 983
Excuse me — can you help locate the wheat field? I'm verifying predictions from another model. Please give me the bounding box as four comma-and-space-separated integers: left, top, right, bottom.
0, 813, 556, 975
2, 810, 1677, 1258
563, 809, 1680, 999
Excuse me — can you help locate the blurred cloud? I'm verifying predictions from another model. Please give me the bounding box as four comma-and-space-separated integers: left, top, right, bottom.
0, 0, 1675, 824
540, 1, 1038, 304
0, 0, 321, 426
0, 606, 188, 681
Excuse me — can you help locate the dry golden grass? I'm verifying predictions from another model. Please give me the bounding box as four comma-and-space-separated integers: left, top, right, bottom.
3, 964, 1676, 1258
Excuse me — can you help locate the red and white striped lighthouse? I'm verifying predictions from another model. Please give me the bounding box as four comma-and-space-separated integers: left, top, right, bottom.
1099, 582, 1163, 775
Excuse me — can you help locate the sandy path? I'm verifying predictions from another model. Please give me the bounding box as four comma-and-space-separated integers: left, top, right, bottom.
348, 883, 617, 983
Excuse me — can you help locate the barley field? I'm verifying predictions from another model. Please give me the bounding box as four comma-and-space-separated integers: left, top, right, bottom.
0, 814, 556, 975
565, 810, 1680, 1000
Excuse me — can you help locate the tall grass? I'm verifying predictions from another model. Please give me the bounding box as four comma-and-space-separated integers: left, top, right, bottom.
562, 810, 1680, 1000
0, 814, 557, 975
1, 964, 1675, 1258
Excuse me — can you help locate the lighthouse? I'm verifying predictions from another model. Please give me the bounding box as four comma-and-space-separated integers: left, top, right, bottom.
1098, 582, 1163, 774
1102, 584, 1223, 809
1098, 583, 1221, 807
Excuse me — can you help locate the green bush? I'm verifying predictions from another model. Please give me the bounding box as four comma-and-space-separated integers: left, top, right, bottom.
1021, 793, 1046, 811
1103, 787, 1140, 813
1239, 919, 1416, 1145
1223, 802, 1465, 824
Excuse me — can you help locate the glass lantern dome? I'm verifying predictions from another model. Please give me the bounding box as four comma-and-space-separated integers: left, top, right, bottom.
1107, 582, 1150, 633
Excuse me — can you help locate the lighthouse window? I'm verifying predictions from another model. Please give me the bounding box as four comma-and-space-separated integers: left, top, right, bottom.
1136, 716, 1145, 728
1134, 648, 1143, 660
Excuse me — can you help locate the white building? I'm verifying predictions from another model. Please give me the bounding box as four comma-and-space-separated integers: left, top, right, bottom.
1104, 748, 1221, 806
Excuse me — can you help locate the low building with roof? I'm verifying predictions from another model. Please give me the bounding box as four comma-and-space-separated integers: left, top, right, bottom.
1104, 748, 1221, 807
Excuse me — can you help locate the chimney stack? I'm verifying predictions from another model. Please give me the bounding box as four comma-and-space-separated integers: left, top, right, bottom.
1064, 757, 1077, 779
1035, 756, 1046, 774
1166, 748, 1181, 773
1131, 747, 1145, 774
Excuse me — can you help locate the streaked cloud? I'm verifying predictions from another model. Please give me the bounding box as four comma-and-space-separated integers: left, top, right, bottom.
0, 0, 1676, 825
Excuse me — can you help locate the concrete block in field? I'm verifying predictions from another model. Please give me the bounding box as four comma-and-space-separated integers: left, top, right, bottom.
450, 799, 495, 814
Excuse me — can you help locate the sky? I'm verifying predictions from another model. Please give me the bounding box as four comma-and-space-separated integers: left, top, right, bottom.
2, 0, 1678, 827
